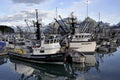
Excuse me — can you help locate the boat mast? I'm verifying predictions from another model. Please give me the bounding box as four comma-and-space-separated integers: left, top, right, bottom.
70, 12, 75, 35
35, 9, 41, 41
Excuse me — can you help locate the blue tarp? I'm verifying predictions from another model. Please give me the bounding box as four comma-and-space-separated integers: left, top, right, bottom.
0, 42, 6, 51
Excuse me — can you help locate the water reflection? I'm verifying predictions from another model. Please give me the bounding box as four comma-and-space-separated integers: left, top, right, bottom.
95, 42, 119, 63
7, 44, 120, 80
0, 56, 7, 65
96, 42, 117, 53
10, 58, 76, 80
95, 46, 118, 63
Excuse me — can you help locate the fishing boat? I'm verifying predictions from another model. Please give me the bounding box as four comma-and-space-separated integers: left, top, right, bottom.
8, 36, 66, 64
8, 40, 65, 65
55, 13, 96, 53
68, 13, 96, 52
0, 38, 6, 52
8, 9, 72, 64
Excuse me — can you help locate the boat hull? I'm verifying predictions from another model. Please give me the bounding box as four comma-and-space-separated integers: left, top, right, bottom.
8, 51, 66, 65
0, 41, 6, 51
70, 41, 96, 52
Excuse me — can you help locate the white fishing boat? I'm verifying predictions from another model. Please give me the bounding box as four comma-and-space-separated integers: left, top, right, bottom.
6, 34, 33, 49
68, 13, 96, 52
8, 9, 72, 64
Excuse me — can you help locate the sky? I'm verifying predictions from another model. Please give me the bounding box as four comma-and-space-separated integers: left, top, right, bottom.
0, 0, 120, 26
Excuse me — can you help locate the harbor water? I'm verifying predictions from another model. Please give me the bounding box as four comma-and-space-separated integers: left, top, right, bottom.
0, 46, 120, 80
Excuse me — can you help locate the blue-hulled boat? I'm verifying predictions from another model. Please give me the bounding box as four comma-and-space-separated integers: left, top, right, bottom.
0, 41, 6, 52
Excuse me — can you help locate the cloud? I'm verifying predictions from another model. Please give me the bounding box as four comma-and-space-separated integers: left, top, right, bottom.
0, 10, 49, 21
85, 11, 120, 25
11, 0, 47, 4
0, 10, 54, 26
59, 2, 64, 5
70, 0, 94, 12
101, 14, 120, 25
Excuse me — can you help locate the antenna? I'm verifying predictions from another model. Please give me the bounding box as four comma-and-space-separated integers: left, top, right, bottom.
98, 12, 100, 21
56, 7, 58, 19
86, 0, 88, 17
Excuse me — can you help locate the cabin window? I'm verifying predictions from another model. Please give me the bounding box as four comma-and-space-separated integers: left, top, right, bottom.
44, 38, 59, 44
41, 37, 44, 40
26, 41, 30, 42
40, 50, 44, 53
51, 40, 53, 43
56, 39, 58, 43
44, 39, 49, 44
57, 39, 59, 42
75, 36, 78, 38
16, 42, 25, 46
49, 40, 51, 43
49, 36, 54, 39
40, 47, 44, 53
54, 39, 59, 43
54, 39, 56, 43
